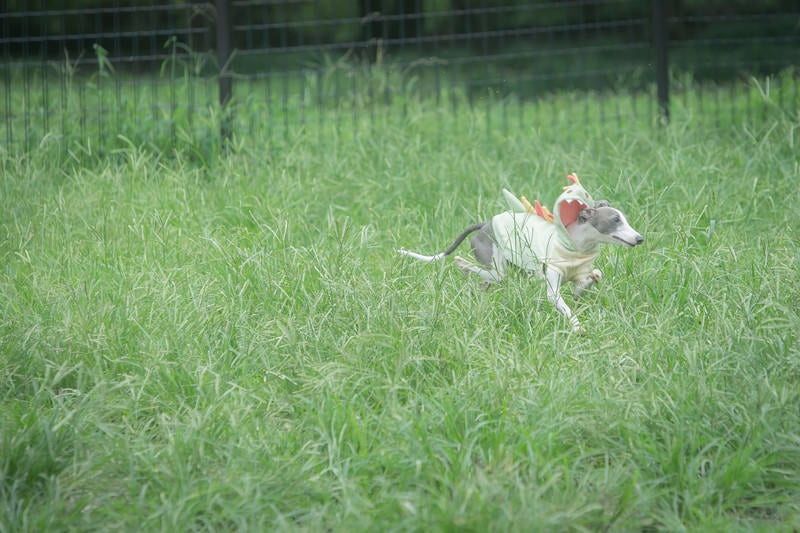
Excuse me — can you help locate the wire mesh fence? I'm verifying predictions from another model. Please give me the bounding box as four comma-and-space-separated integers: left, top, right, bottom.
2, 1, 799, 155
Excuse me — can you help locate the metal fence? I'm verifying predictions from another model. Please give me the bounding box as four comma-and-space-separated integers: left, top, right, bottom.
2, 1, 799, 154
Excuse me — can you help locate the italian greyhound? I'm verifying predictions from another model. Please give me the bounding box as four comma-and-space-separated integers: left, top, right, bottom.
398, 175, 644, 333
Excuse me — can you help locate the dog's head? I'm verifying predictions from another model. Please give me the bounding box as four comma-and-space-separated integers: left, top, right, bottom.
539, 174, 644, 251
577, 202, 644, 247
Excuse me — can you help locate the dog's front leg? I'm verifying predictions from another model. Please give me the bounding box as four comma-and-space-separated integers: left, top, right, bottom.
545, 267, 583, 333
573, 269, 603, 299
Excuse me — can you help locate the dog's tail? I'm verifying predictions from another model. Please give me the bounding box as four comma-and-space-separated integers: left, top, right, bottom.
398, 222, 486, 262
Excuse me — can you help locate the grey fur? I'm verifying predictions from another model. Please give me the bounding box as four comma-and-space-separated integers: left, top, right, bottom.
469, 224, 496, 268
581, 206, 643, 247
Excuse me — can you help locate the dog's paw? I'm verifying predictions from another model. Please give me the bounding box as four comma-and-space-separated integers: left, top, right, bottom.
589, 269, 603, 282
568, 316, 585, 336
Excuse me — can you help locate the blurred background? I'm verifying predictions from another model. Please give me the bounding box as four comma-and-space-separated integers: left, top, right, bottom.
2, 1, 798, 152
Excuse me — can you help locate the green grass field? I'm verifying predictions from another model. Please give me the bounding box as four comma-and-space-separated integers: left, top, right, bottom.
1, 79, 799, 531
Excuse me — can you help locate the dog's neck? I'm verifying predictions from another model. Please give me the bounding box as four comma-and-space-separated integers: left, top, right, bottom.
565, 223, 603, 254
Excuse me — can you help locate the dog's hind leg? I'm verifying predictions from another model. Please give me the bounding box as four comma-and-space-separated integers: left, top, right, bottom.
453, 223, 506, 286
454, 255, 504, 286
545, 267, 583, 333
469, 224, 496, 268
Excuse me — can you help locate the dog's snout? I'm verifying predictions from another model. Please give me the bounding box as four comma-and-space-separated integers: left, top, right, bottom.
635, 234, 644, 245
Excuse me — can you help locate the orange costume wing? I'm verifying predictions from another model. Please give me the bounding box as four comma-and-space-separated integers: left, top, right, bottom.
533, 199, 554, 223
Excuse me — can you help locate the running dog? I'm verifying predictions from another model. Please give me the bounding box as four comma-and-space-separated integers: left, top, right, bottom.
398, 174, 644, 333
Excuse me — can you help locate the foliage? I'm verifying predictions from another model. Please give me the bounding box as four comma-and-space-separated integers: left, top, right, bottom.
4, 1, 798, 60
1, 79, 799, 530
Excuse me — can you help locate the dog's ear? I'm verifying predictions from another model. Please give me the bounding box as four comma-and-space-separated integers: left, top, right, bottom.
594, 200, 611, 208
578, 207, 596, 223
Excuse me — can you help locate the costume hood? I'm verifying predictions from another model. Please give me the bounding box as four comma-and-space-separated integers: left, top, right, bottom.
551, 174, 595, 252
502, 173, 596, 253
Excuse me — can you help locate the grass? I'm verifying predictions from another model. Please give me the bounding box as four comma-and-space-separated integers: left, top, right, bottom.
1, 79, 799, 531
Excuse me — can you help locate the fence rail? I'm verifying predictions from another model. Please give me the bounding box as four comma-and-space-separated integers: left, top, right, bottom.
2, 1, 799, 154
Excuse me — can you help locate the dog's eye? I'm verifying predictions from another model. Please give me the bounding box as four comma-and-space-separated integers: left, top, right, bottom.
613, 215, 621, 223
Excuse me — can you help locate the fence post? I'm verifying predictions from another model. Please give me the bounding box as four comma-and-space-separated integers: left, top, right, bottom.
216, 0, 233, 143
653, 0, 669, 124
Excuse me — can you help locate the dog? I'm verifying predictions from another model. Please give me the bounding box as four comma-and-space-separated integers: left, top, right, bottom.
398, 174, 644, 333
